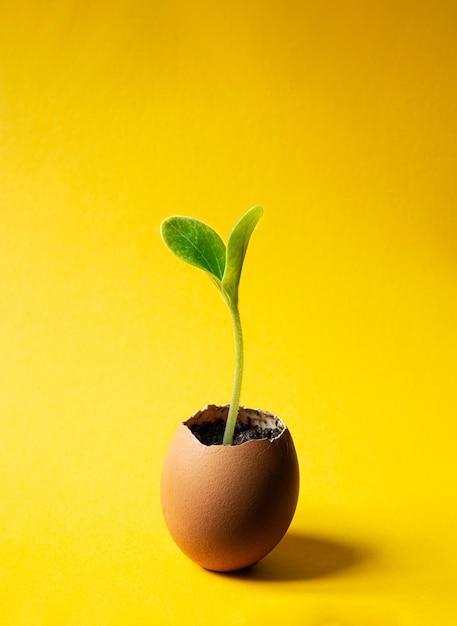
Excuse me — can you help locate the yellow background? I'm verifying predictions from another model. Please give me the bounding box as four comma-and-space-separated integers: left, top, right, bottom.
1, 1, 456, 624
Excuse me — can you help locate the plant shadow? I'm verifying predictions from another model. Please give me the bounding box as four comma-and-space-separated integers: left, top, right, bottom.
221, 531, 372, 582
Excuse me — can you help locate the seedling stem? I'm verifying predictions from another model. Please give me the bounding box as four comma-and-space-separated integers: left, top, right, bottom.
223, 302, 243, 445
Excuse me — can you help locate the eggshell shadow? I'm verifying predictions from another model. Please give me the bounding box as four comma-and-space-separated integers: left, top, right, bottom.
220, 531, 372, 581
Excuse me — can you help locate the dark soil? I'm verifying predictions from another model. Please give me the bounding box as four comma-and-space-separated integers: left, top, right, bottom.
190, 418, 282, 446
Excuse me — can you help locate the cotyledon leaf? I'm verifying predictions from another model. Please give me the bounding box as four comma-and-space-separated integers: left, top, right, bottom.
222, 205, 264, 305
160, 216, 226, 282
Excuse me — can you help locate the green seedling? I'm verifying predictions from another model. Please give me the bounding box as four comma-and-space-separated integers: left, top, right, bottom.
160, 205, 264, 445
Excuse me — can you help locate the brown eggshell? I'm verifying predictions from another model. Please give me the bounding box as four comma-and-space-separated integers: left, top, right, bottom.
160, 404, 300, 572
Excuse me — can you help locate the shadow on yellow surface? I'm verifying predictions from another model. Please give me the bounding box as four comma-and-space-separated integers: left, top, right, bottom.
221, 531, 372, 582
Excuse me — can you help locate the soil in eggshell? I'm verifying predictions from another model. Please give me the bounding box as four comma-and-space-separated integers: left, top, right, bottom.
190, 417, 282, 446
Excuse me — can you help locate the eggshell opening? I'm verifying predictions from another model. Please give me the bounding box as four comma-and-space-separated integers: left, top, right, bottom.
184, 404, 285, 443
161, 405, 300, 572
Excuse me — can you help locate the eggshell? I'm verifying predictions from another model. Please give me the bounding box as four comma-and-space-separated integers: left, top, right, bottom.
160, 404, 300, 572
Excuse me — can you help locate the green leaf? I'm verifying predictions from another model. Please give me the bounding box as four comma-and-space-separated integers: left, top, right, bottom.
222, 205, 264, 305
161, 216, 226, 282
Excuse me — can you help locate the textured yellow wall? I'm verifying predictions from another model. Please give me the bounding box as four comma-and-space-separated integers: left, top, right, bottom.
1, 1, 456, 624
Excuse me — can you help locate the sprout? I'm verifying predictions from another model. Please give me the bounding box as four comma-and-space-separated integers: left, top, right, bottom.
160, 206, 264, 445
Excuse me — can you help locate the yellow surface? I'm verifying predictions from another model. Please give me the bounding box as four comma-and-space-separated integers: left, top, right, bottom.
1, 1, 456, 624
